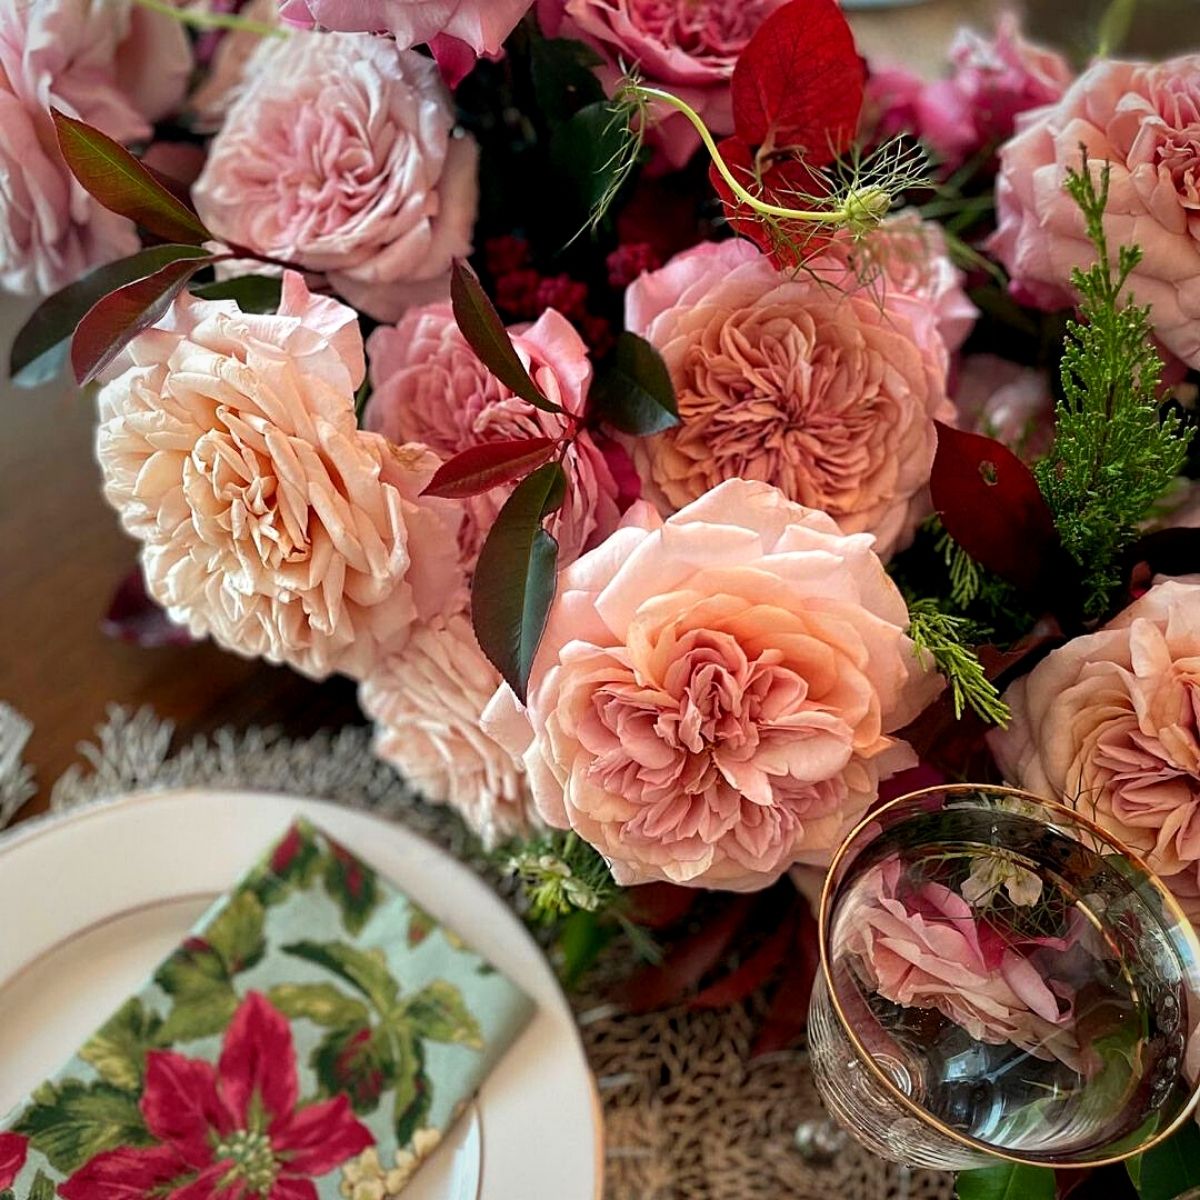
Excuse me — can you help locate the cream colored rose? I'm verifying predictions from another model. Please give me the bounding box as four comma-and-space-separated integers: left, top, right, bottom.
96, 273, 460, 681
990, 580, 1200, 915
360, 614, 536, 847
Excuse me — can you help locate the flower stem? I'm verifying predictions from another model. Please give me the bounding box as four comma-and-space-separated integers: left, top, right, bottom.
625, 84, 848, 226
130, 0, 286, 37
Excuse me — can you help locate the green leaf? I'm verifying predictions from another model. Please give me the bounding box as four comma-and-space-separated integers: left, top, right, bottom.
51, 109, 211, 245
71, 255, 214, 384
1135, 1121, 1200, 1200
530, 35, 605, 125
450, 260, 560, 414
956, 1165, 1055, 1200
283, 941, 400, 1013
402, 981, 484, 1049
190, 274, 282, 314
26, 1173, 55, 1200
154, 940, 238, 1043
549, 100, 632, 227
470, 462, 566, 703
590, 332, 679, 436
14, 1080, 152, 1174
205, 892, 267, 974
268, 983, 371, 1030
557, 909, 613, 990
80, 998, 161, 1090
9, 245, 211, 387
392, 1038, 431, 1148
311, 1024, 395, 1115
323, 843, 381, 937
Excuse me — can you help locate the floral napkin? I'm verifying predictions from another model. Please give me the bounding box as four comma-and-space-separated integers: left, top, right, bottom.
0, 820, 536, 1200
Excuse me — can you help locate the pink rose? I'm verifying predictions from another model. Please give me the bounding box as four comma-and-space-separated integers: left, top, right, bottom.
278, 0, 533, 58
990, 580, 1200, 919
96, 273, 460, 681
0, 0, 190, 295
867, 17, 1070, 171
360, 614, 536, 846
624, 238, 956, 561
989, 54, 1200, 368
483, 480, 943, 890
845, 857, 1082, 1067
536, 0, 788, 169
953, 353, 1055, 458
193, 32, 479, 323
365, 304, 622, 567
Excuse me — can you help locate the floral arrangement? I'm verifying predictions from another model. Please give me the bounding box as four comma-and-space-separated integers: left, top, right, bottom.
4, 0, 1200, 1193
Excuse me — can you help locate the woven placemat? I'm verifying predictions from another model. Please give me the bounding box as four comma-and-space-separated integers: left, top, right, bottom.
1, 703, 954, 1200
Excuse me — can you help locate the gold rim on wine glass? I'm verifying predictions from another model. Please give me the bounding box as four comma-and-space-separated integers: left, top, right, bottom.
815, 782, 1200, 1169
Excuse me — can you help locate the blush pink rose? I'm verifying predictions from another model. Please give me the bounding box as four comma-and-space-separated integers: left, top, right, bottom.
483, 480, 943, 890
624, 238, 956, 561
990, 580, 1200, 920
989, 55, 1200, 368
537, 0, 788, 168
96, 273, 460, 681
865, 17, 1070, 171
845, 857, 1082, 1067
278, 0, 533, 58
365, 303, 622, 568
0, 0, 190, 295
189, 0, 279, 131
193, 32, 479, 323
360, 613, 537, 847
953, 353, 1055, 458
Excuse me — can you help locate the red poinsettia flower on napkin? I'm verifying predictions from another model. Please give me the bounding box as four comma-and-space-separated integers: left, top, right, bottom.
0, 1133, 28, 1189
61, 993, 373, 1200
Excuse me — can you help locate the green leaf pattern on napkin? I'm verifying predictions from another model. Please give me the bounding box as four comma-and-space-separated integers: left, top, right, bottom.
0, 820, 535, 1200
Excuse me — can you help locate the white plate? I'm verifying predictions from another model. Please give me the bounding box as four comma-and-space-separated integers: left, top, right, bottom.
0, 790, 603, 1200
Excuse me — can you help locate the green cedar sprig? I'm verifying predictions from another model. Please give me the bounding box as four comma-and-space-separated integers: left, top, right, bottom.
1035, 150, 1192, 616
908, 600, 1011, 727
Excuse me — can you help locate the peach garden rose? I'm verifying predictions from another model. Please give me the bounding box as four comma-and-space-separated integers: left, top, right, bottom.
989, 54, 1200, 368
624, 237, 958, 561
193, 32, 479, 323
990, 580, 1200, 919
96, 273, 460, 682
483, 479, 943, 890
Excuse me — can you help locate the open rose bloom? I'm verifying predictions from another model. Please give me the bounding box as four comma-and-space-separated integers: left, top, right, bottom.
485, 480, 943, 889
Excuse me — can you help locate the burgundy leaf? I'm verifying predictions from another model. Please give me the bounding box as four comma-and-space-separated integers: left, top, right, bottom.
52, 109, 211, 245
623, 883, 699, 931
689, 910, 797, 1010
709, 135, 838, 267
450, 259, 561, 414
102, 568, 193, 648
422, 438, 560, 500
71, 254, 213, 385
750, 901, 821, 1057
930, 421, 1064, 598
471, 462, 566, 702
621, 895, 755, 1014
730, 0, 864, 161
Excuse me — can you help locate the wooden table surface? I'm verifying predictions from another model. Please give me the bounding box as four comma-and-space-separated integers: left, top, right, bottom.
1, 0, 1188, 817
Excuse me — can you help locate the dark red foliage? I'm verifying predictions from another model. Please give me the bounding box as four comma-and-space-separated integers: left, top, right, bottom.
422, 438, 561, 500
930, 421, 1066, 600
102, 568, 192, 648
730, 0, 864, 162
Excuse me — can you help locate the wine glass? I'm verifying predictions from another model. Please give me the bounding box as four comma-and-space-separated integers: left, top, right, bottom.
807, 784, 1200, 1170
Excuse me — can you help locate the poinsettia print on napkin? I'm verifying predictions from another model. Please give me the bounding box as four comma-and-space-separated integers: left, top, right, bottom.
0, 820, 535, 1200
